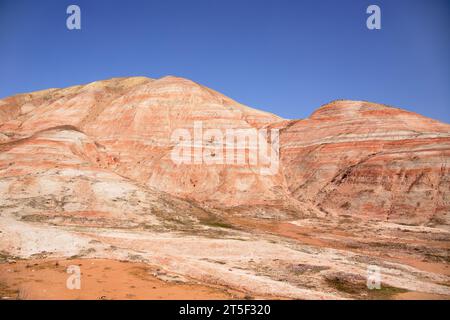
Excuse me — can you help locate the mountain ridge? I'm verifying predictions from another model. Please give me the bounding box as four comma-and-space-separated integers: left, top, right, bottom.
0, 76, 449, 226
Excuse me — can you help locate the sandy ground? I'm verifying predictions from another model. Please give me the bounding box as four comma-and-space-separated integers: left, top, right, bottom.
0, 258, 243, 300
0, 257, 448, 300
232, 217, 450, 276
0, 212, 449, 300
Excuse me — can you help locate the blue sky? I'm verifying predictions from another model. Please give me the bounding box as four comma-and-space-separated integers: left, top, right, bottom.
0, 0, 449, 122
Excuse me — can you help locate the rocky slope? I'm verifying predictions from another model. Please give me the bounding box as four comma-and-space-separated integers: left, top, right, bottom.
1, 76, 449, 300
1, 76, 448, 226
280, 100, 450, 225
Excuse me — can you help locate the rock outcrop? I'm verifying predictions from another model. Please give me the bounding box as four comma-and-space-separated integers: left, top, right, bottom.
1, 77, 449, 226
279, 100, 450, 225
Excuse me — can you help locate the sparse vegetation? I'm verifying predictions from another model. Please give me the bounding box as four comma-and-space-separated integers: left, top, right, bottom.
325, 275, 407, 299
199, 216, 235, 229
0, 281, 19, 299
0, 251, 20, 263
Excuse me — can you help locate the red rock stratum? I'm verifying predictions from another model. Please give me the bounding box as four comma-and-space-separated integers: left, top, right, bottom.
0, 76, 449, 300
1, 76, 448, 225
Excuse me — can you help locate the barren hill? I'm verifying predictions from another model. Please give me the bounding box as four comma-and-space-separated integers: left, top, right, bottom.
1, 76, 448, 225
0, 77, 449, 300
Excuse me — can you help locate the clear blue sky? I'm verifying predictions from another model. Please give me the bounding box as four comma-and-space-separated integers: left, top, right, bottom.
0, 0, 449, 123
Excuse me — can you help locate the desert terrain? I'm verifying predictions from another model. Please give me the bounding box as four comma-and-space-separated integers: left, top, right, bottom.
0, 76, 449, 299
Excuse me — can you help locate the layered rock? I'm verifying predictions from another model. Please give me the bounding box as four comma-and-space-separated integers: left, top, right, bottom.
0, 125, 211, 229
1, 77, 449, 225
279, 100, 450, 225
0, 77, 287, 209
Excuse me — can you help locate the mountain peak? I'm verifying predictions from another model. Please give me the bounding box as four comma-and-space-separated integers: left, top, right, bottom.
310, 100, 396, 119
